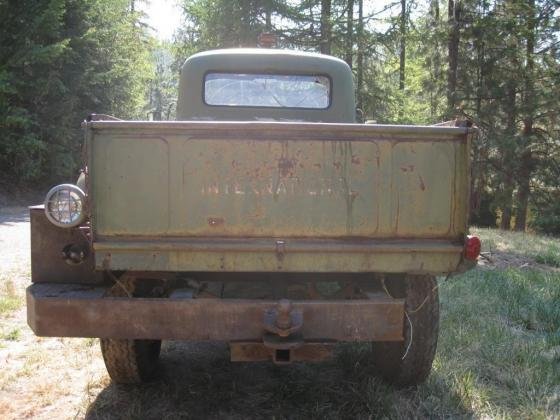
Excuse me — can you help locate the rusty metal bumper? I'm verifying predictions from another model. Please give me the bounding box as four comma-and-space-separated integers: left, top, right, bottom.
27, 283, 404, 342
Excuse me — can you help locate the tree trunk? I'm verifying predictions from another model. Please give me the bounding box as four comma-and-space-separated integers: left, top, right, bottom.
447, 0, 460, 116
320, 0, 332, 55
399, 0, 406, 91
345, 0, 354, 68
500, 74, 517, 230
356, 0, 363, 110
431, 0, 439, 20
265, 6, 271, 31
429, 0, 440, 119
500, 177, 514, 230
514, 151, 532, 231
514, 0, 536, 231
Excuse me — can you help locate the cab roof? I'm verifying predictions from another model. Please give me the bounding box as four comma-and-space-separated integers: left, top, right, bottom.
176, 48, 355, 123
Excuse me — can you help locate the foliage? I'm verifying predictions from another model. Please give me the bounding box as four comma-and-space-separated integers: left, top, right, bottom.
0, 0, 154, 186
531, 190, 560, 235
147, 42, 178, 121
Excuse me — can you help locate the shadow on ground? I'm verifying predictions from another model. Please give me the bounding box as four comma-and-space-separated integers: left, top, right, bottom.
85, 341, 473, 419
0, 207, 29, 225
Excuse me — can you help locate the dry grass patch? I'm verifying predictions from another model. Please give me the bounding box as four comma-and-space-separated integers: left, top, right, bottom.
0, 279, 24, 316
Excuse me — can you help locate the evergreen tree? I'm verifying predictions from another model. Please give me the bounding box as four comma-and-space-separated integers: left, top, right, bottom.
0, 0, 154, 186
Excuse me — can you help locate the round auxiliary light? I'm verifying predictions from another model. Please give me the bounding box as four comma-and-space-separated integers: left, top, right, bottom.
44, 184, 86, 228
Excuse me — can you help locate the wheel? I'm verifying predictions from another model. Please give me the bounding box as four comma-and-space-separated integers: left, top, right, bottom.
372, 274, 439, 387
100, 338, 161, 384
99, 274, 162, 384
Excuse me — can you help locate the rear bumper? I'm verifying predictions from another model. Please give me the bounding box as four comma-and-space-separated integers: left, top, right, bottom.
27, 283, 404, 342
94, 237, 464, 274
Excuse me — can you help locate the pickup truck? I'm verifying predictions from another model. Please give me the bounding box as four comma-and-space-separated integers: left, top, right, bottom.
27, 48, 480, 386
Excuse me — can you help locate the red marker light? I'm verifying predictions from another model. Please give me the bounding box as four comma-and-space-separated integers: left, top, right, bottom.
464, 235, 481, 260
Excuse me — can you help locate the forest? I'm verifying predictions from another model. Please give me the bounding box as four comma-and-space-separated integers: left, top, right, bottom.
0, 0, 559, 233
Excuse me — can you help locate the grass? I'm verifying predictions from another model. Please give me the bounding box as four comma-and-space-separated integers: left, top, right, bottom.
0, 296, 22, 315
1, 328, 21, 341
1, 224, 559, 419
0, 279, 24, 316
434, 268, 560, 418
535, 244, 560, 267
472, 226, 560, 264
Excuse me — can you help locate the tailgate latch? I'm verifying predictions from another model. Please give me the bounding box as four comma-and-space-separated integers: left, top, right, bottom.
275, 240, 286, 260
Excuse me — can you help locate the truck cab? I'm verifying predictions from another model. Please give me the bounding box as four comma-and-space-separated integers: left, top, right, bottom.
177, 48, 355, 122
27, 48, 479, 386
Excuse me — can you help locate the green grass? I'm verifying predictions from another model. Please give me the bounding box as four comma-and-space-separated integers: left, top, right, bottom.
535, 245, 560, 267
473, 226, 560, 266
1, 328, 21, 341
434, 268, 560, 418
0, 278, 24, 316
0, 295, 22, 315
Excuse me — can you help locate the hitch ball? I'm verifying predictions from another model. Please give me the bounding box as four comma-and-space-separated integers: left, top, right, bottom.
263, 299, 303, 337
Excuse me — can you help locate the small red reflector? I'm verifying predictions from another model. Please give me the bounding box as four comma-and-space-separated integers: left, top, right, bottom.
464, 235, 481, 260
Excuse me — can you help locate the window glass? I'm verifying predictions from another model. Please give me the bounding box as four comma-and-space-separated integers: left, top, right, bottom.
204, 73, 330, 109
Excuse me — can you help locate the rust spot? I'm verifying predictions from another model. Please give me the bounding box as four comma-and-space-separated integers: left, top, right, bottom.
395, 196, 400, 232
313, 163, 321, 169
208, 217, 224, 227
418, 174, 426, 191
400, 165, 415, 172
278, 157, 297, 177
351, 155, 360, 165
333, 161, 342, 170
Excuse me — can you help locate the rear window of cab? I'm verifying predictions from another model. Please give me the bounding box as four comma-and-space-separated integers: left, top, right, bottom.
204, 72, 331, 109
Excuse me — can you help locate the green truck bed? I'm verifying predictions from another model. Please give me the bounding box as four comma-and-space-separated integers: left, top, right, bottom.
86, 120, 474, 274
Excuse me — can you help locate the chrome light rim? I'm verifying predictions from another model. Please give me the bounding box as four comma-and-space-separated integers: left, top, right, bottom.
44, 184, 86, 228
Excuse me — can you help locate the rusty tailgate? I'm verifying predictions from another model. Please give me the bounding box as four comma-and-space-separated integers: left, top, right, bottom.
88, 121, 471, 239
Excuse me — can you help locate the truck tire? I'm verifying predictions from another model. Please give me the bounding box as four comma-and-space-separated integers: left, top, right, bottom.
372, 275, 439, 387
100, 338, 161, 384
100, 276, 162, 384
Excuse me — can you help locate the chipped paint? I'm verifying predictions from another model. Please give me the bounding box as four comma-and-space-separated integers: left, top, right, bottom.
89, 122, 471, 253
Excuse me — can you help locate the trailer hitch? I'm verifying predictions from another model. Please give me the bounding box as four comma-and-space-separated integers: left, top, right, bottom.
262, 299, 306, 363
263, 299, 302, 337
